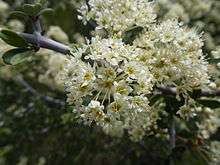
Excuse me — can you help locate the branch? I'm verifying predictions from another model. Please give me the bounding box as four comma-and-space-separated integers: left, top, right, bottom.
31, 16, 42, 34
13, 16, 220, 99
156, 86, 220, 97
14, 75, 65, 106
19, 32, 71, 55
15, 15, 72, 55
169, 116, 176, 149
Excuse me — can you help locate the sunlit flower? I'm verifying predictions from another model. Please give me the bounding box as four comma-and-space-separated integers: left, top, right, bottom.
62, 37, 156, 141
78, 0, 156, 34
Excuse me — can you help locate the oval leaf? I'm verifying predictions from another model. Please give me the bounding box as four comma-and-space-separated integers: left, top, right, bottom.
197, 98, 220, 108
9, 11, 29, 21
38, 8, 54, 16
22, 4, 35, 15
22, 3, 42, 16
208, 58, 220, 64
2, 48, 34, 65
0, 29, 28, 47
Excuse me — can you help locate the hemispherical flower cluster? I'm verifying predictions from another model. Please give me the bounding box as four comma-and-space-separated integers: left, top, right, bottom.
78, 0, 156, 34
134, 19, 209, 94
157, 0, 219, 52
65, 0, 211, 141
62, 37, 157, 141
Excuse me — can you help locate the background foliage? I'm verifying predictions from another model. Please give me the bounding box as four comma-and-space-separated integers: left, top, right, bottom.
0, 0, 220, 164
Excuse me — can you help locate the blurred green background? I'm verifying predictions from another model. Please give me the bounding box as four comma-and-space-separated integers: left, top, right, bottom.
0, 0, 220, 165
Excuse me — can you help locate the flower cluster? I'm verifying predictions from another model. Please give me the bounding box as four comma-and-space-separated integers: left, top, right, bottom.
157, 0, 220, 51
62, 37, 157, 141
78, 0, 156, 35
134, 19, 209, 94
62, 0, 210, 141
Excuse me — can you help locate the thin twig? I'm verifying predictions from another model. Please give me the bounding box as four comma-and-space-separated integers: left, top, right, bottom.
169, 116, 176, 149
14, 75, 65, 106
156, 86, 220, 97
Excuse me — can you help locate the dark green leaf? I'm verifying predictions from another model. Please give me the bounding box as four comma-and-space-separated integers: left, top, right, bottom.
34, 3, 42, 11
38, 8, 54, 16
177, 149, 209, 165
22, 3, 42, 16
0, 29, 28, 47
2, 48, 34, 65
149, 95, 163, 106
122, 26, 143, 44
9, 11, 29, 21
197, 98, 220, 108
37, 0, 47, 6
208, 58, 220, 64
22, 4, 35, 16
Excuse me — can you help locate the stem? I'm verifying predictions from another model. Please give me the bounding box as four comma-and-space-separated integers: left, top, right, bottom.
169, 116, 176, 149
17, 15, 71, 55
20, 32, 71, 55
156, 86, 220, 97
31, 16, 42, 34
14, 75, 65, 106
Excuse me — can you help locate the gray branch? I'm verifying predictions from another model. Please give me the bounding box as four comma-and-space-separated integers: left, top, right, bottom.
14, 75, 65, 106
156, 86, 220, 97
169, 117, 176, 149
19, 32, 71, 55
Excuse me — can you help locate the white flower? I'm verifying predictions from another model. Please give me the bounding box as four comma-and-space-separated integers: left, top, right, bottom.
83, 100, 105, 124
134, 19, 209, 93
78, 0, 156, 34
62, 36, 155, 141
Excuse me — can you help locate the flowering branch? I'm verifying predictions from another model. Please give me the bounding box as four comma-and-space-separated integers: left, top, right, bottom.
16, 15, 220, 101
19, 33, 220, 99
156, 86, 220, 97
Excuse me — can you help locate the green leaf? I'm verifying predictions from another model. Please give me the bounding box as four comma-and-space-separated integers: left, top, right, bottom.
38, 8, 54, 16
37, 0, 47, 6
197, 98, 220, 108
22, 3, 42, 16
2, 48, 34, 65
122, 26, 143, 44
178, 149, 209, 165
0, 29, 28, 48
9, 11, 29, 21
208, 58, 220, 64
149, 95, 163, 106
